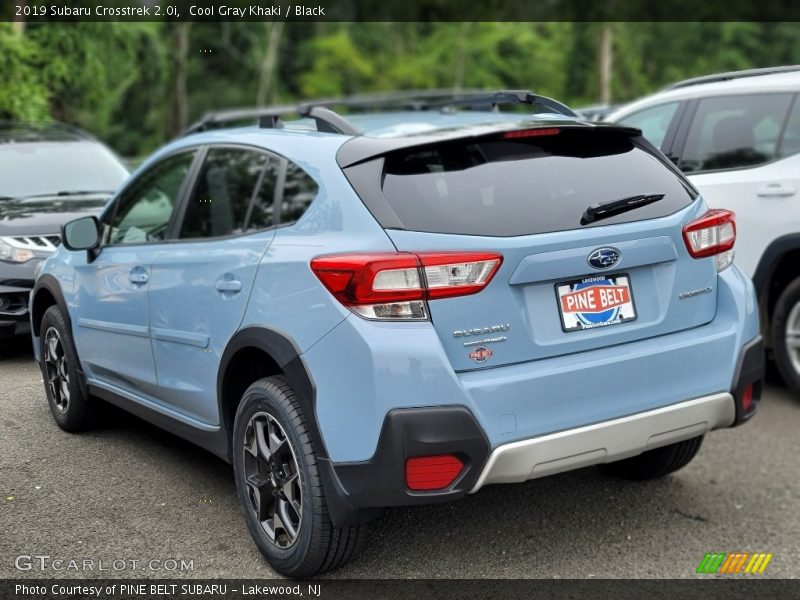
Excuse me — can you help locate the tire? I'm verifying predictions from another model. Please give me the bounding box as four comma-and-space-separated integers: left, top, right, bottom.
598, 436, 704, 480
771, 277, 800, 393
232, 376, 365, 577
39, 305, 94, 432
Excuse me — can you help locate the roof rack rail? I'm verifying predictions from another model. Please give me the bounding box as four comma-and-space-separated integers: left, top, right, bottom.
418, 90, 577, 116
298, 88, 487, 111
183, 90, 491, 135
182, 89, 578, 136
183, 104, 361, 136
664, 65, 800, 91
264, 105, 361, 134
304, 89, 576, 116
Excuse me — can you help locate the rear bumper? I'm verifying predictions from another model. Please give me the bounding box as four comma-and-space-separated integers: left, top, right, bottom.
326, 390, 742, 524
470, 392, 734, 492
306, 263, 759, 465
730, 335, 764, 426
329, 407, 490, 513
323, 333, 760, 524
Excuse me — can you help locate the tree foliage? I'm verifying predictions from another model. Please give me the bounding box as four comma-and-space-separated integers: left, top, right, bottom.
0, 24, 50, 121
1, 21, 797, 158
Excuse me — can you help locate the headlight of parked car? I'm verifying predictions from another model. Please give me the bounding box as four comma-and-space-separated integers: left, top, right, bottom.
0, 238, 36, 263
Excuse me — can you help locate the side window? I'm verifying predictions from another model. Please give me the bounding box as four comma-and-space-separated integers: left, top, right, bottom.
280, 161, 319, 224
180, 148, 272, 239
679, 93, 794, 173
618, 102, 679, 150
778, 97, 800, 159
246, 158, 279, 231
109, 151, 195, 245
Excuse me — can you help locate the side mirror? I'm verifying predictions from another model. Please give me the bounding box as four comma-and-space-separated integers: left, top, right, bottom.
62, 216, 100, 252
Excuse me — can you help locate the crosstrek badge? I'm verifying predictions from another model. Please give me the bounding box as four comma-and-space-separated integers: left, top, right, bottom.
556, 273, 637, 332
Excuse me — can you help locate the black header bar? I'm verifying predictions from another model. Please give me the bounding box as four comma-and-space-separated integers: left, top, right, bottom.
3, 0, 800, 22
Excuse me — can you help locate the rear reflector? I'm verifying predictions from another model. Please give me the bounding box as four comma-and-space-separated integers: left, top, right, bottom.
742, 383, 754, 412
406, 455, 465, 491
501, 127, 561, 139
682, 209, 736, 271
311, 252, 502, 320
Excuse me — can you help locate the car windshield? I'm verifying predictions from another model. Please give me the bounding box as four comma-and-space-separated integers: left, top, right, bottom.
0, 141, 128, 198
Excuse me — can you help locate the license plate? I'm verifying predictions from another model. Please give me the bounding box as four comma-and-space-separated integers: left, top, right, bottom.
556, 273, 637, 332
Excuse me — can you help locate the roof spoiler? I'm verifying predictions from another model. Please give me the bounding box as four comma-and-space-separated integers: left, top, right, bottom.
182, 89, 578, 136
336, 122, 642, 169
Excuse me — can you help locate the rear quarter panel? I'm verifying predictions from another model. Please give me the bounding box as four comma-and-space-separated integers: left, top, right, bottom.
237, 132, 399, 354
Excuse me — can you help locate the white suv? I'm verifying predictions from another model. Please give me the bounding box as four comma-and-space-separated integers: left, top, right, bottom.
608, 66, 800, 392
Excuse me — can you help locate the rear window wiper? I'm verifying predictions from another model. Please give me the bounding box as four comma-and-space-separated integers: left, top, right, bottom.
581, 193, 665, 225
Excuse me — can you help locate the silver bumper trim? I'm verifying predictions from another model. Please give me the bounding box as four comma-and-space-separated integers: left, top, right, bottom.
470, 393, 735, 493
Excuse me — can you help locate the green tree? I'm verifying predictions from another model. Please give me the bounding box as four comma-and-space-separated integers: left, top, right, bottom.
298, 28, 375, 98
3, 20, 800, 159
0, 23, 49, 121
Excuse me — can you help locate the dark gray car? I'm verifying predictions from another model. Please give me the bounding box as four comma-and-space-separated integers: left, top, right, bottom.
0, 123, 128, 339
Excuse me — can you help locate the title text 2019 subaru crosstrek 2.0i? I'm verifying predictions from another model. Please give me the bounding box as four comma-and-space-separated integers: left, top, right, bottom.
30, 91, 763, 577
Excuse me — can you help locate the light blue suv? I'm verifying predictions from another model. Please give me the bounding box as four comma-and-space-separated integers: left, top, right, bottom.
30, 91, 763, 577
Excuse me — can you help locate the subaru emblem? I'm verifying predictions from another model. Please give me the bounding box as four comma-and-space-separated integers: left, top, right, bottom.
587, 247, 620, 270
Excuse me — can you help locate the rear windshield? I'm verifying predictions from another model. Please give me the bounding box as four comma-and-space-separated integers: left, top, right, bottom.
378, 129, 696, 236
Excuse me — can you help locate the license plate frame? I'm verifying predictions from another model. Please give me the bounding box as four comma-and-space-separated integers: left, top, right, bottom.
555, 272, 637, 333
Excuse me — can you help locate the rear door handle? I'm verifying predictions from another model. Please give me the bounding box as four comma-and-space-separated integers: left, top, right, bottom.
757, 183, 797, 198
129, 266, 149, 285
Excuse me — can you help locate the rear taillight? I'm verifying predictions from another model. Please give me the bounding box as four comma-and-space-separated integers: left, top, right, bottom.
682, 209, 736, 271
310, 252, 502, 321
406, 455, 464, 491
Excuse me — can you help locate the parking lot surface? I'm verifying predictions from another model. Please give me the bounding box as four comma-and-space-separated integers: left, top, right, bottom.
1, 337, 798, 579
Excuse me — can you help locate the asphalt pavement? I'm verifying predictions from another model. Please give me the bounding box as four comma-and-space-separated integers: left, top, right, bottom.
1, 337, 798, 579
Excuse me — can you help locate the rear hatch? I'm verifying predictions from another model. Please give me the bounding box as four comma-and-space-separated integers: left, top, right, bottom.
343, 125, 718, 371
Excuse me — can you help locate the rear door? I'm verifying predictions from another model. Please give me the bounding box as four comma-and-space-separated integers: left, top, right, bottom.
349, 126, 717, 371
147, 146, 280, 425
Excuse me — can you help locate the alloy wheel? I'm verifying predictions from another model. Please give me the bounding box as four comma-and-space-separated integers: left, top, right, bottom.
785, 302, 800, 375
43, 327, 70, 413
242, 412, 303, 549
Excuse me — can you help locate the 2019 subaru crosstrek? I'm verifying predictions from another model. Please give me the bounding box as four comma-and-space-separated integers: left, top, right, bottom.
30, 91, 763, 577
0, 122, 128, 340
